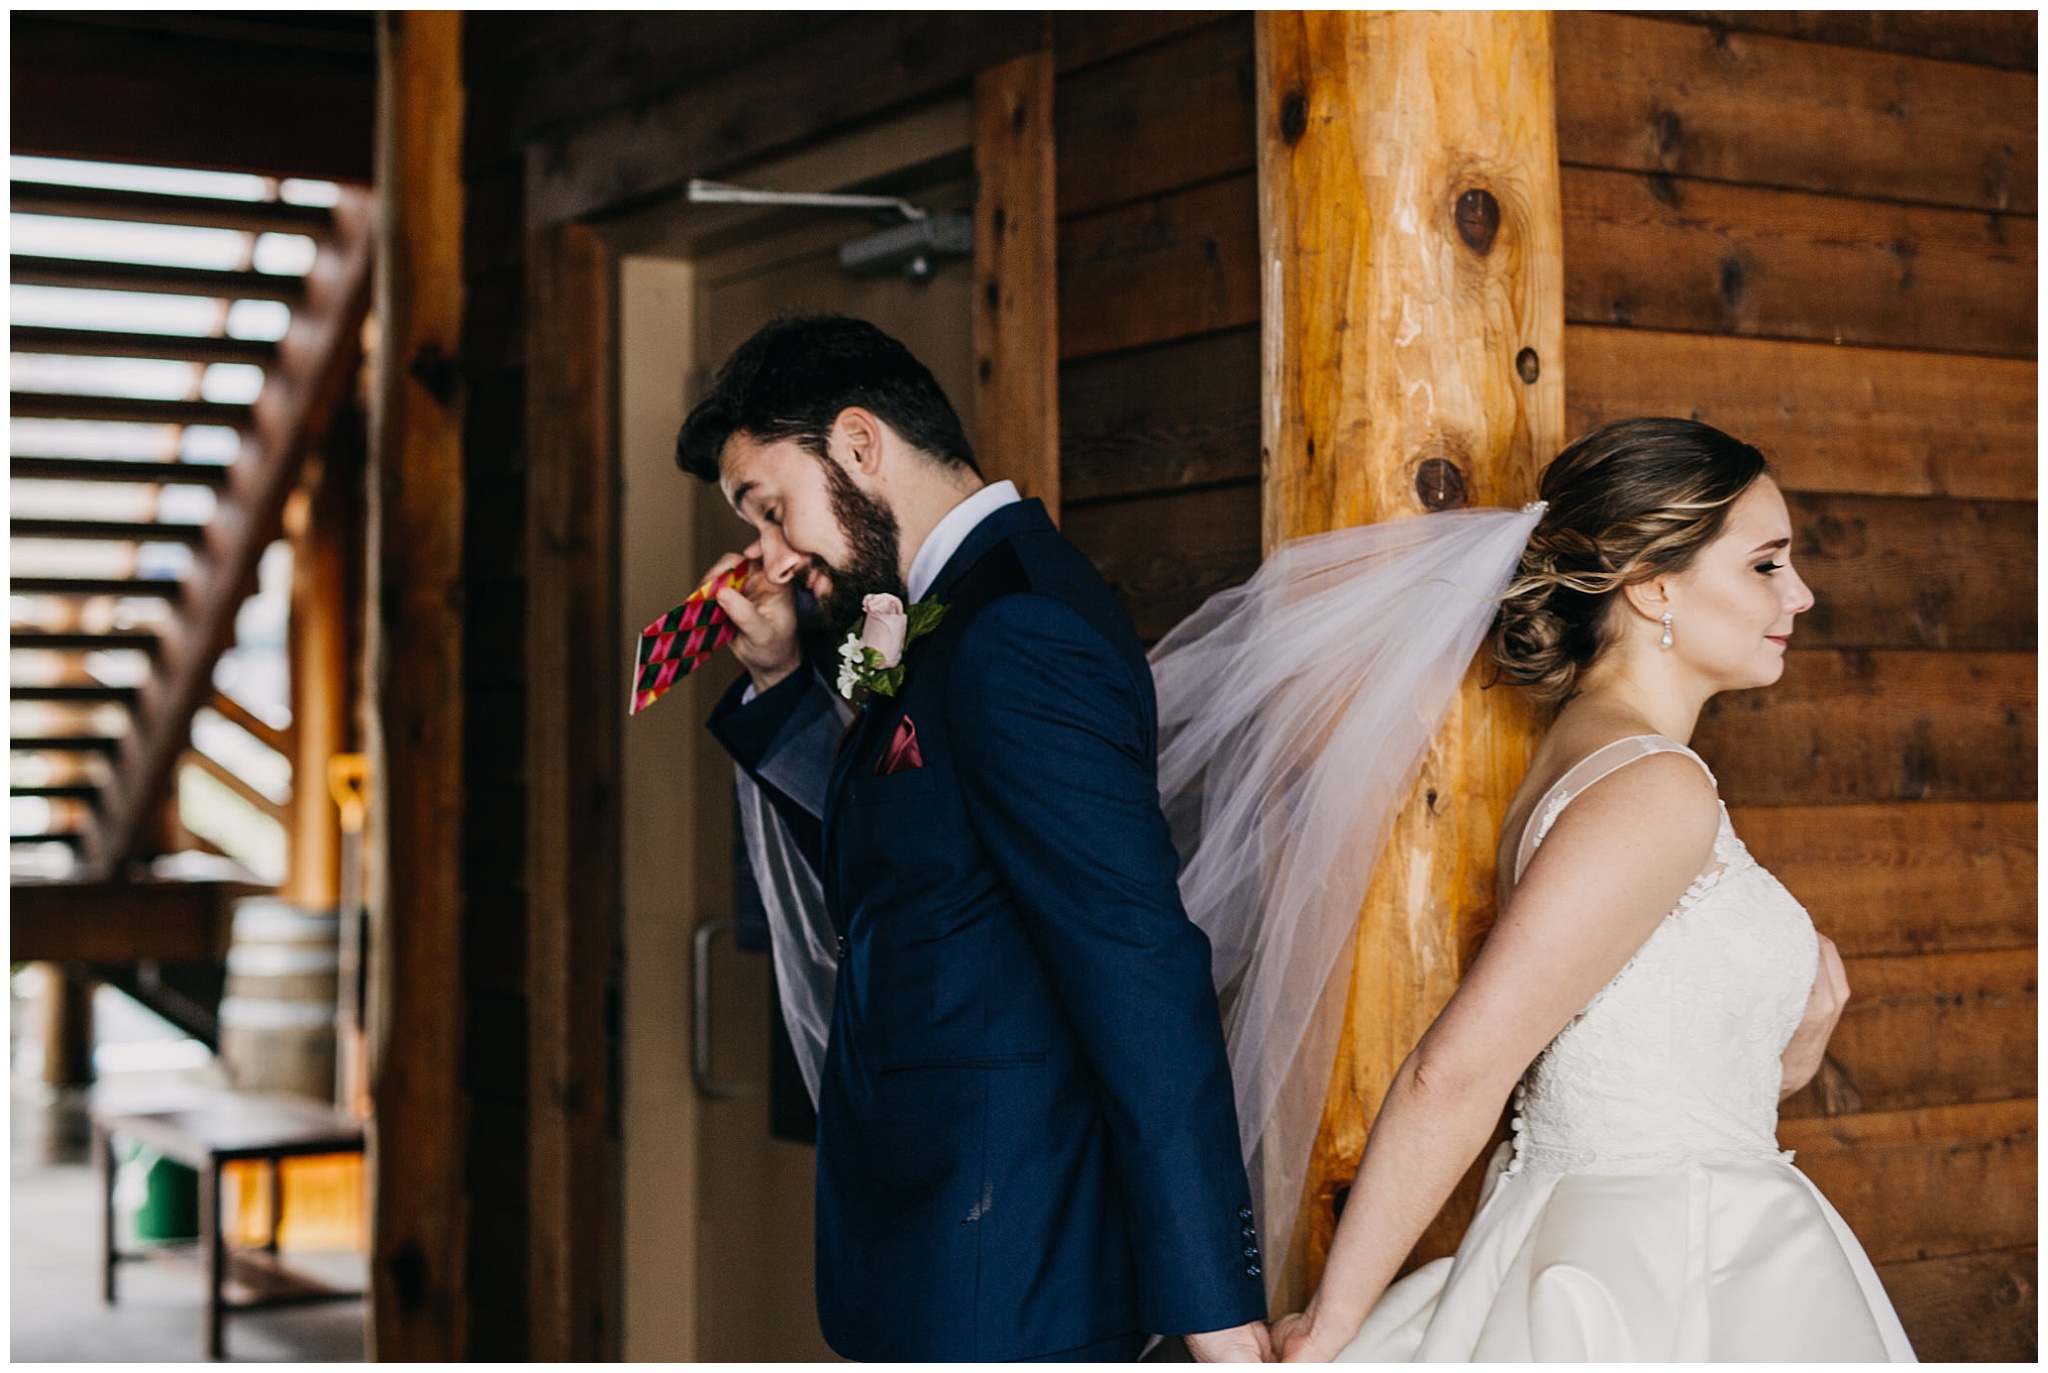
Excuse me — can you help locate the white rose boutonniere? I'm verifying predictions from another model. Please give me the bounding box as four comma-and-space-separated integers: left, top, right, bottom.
838, 592, 946, 701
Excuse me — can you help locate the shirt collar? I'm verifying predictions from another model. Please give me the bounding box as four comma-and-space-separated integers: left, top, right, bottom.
906, 480, 1020, 604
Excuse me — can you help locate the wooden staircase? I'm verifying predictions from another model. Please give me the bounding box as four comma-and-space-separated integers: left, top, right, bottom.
10, 172, 373, 895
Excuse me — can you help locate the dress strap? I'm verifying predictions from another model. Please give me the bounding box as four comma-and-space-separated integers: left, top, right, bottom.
1513, 736, 1716, 885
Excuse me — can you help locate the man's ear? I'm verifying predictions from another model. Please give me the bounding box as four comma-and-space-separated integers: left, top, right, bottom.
832, 407, 887, 477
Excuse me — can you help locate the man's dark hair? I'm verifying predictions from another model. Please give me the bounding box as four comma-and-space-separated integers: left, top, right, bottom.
674, 314, 979, 482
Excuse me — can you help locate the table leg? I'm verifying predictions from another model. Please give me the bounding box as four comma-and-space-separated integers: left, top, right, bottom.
96, 1123, 117, 1304
202, 1158, 225, 1360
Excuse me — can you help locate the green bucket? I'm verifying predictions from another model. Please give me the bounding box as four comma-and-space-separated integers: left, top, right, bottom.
124, 1143, 199, 1242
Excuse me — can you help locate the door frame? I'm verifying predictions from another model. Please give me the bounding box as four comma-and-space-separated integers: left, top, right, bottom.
519, 46, 1058, 1360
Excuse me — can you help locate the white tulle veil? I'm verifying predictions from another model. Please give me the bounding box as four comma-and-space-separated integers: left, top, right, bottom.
1149, 504, 1543, 1286
739, 501, 1543, 1298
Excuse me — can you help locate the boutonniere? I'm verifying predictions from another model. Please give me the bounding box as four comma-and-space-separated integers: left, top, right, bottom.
837, 593, 946, 701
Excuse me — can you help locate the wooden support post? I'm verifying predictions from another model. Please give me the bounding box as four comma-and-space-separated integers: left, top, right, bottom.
366, 10, 468, 1361
524, 216, 621, 1362
972, 50, 1061, 517
1255, 11, 1566, 1303
41, 962, 96, 1087
281, 430, 358, 914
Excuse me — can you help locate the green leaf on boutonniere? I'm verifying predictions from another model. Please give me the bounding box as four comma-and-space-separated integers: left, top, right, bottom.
905, 598, 947, 640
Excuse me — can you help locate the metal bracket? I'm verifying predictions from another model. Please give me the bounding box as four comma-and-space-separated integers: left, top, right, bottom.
684, 178, 972, 283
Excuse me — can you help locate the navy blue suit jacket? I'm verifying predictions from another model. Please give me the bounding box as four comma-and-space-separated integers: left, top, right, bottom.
709, 499, 1266, 1361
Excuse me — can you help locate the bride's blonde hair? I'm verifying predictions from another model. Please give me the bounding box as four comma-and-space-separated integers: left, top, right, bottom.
1490, 417, 1768, 703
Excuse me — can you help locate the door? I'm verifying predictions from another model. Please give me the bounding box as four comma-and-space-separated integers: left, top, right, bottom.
615, 103, 975, 1361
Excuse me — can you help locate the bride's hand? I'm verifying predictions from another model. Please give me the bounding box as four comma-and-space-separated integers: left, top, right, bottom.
1269, 1310, 1343, 1363
1779, 933, 1849, 1098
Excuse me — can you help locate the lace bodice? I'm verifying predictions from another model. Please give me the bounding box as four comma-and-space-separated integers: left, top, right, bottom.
1505, 737, 1819, 1177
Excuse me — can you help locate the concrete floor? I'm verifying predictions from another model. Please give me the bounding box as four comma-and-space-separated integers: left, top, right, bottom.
11, 980, 367, 1363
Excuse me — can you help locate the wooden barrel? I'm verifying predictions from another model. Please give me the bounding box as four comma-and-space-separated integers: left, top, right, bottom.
217, 898, 338, 1101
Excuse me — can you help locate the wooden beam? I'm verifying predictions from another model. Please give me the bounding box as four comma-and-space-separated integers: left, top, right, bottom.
182, 746, 289, 823
83, 175, 372, 874
525, 12, 1043, 227
1564, 326, 2037, 502
525, 220, 619, 1362
1557, 12, 2036, 215
973, 51, 1061, 516
1256, 11, 1565, 1301
10, 878, 244, 963
205, 689, 290, 755
365, 10, 468, 1361
280, 455, 352, 912
1650, 11, 2037, 73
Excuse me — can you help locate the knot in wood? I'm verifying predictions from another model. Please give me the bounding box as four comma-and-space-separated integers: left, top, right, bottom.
1515, 347, 1541, 384
1454, 188, 1500, 256
1279, 90, 1309, 147
408, 342, 459, 407
1414, 457, 1468, 511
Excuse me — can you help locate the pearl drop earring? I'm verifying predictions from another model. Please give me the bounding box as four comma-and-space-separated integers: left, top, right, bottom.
1659, 612, 1674, 649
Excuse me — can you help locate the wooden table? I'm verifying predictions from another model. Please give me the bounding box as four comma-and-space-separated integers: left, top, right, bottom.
92, 1092, 366, 1360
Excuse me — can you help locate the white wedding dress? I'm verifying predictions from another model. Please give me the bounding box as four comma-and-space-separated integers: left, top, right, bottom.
1337, 736, 1915, 1361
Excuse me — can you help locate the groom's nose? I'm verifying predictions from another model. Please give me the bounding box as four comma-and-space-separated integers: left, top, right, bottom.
755, 527, 806, 585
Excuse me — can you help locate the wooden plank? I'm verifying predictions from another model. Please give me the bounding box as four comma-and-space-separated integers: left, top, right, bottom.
10, 878, 243, 963
1651, 12, 2038, 73
972, 51, 1061, 516
1055, 18, 1255, 220
206, 690, 289, 755
10, 630, 159, 653
9, 735, 124, 756
10, 684, 137, 706
526, 12, 1042, 227
8, 577, 181, 600
1257, 10, 1564, 1303
1057, 171, 1259, 362
524, 220, 619, 1361
183, 747, 288, 823
1557, 13, 2036, 214
11, 516, 207, 545
365, 11, 468, 1361
10, 255, 305, 304
1780, 948, 2036, 1118
1054, 11, 1229, 75
1696, 651, 2035, 804
1062, 481, 1261, 644
1781, 1098, 2036, 1265
1785, 493, 2035, 651
10, 326, 278, 368
1562, 166, 2036, 357
1060, 325, 1260, 504
10, 180, 337, 235
1729, 802, 2035, 958
1563, 326, 2037, 501
1875, 1245, 2037, 1363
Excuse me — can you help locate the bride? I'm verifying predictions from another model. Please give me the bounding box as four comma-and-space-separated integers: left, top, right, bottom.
1151, 417, 1915, 1361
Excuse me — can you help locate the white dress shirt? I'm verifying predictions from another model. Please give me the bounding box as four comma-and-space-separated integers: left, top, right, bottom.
906, 480, 1020, 604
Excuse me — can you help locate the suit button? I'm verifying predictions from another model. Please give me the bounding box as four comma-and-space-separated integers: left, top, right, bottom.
1238, 1204, 1254, 1223
1242, 1245, 1259, 1260
1246, 1263, 1263, 1279
835, 936, 850, 960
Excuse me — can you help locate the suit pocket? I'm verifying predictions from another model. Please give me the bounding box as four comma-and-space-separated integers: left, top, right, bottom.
845, 767, 937, 806
881, 1051, 1046, 1074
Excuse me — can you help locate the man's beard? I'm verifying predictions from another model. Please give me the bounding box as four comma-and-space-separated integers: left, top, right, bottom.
811, 457, 904, 638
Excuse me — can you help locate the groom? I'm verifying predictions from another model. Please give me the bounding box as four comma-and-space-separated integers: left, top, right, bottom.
676, 315, 1270, 1362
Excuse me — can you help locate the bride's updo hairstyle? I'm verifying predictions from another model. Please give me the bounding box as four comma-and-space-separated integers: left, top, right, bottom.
1491, 417, 1768, 703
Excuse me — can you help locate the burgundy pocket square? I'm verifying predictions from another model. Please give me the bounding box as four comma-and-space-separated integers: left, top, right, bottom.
876, 715, 924, 776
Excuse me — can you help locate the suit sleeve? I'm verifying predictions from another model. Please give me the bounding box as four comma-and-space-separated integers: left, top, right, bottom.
707, 666, 843, 872
947, 594, 1267, 1336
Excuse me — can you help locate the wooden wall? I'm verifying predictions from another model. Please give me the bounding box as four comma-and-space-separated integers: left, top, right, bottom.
1555, 13, 2036, 1361
1053, 13, 1264, 641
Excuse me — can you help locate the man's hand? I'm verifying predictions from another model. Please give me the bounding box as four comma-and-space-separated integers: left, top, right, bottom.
1779, 933, 1850, 1099
1184, 1320, 1274, 1363
705, 547, 801, 693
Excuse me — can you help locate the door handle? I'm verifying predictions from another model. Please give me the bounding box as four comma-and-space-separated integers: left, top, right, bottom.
692, 918, 764, 1099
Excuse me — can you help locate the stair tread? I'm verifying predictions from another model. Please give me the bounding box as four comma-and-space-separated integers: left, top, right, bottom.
8, 391, 255, 427
9, 577, 184, 599
9, 455, 235, 486
10, 630, 161, 651
10, 255, 305, 303
9, 735, 125, 754
10, 326, 277, 367
11, 182, 335, 236
12, 516, 209, 542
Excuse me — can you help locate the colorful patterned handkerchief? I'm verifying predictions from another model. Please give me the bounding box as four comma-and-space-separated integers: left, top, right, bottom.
630, 563, 751, 715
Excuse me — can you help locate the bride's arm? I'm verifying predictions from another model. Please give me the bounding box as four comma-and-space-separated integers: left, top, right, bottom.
1277, 752, 1722, 1361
